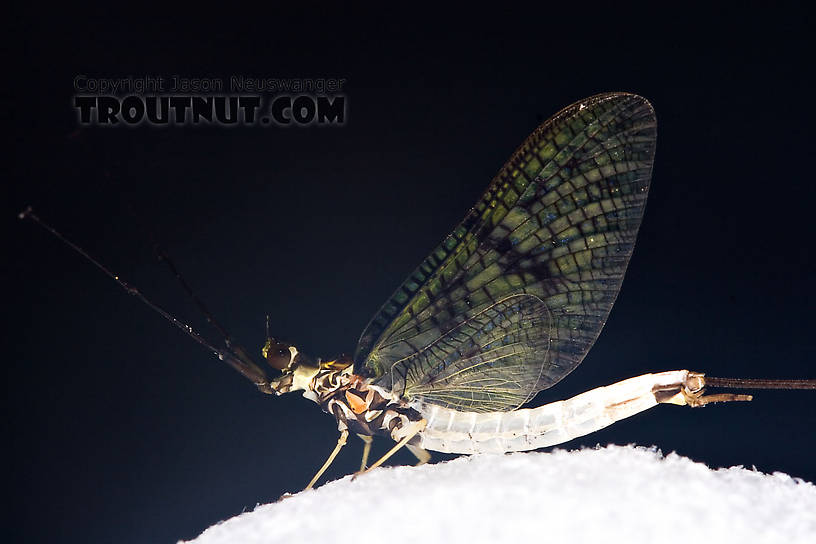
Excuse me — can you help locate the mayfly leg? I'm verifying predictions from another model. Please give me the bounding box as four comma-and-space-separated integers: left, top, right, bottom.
356, 434, 430, 473
406, 444, 431, 466
122, 205, 264, 382
152, 245, 261, 382
306, 430, 349, 490
18, 206, 274, 393
357, 419, 428, 476
357, 434, 373, 471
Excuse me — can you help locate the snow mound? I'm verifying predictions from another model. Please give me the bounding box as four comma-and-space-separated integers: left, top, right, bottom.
184, 445, 816, 544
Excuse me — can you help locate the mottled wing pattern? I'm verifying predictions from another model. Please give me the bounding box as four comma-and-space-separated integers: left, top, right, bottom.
355, 93, 657, 411
392, 294, 551, 412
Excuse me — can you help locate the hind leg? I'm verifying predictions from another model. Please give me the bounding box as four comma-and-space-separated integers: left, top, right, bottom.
406, 443, 431, 466
357, 434, 373, 471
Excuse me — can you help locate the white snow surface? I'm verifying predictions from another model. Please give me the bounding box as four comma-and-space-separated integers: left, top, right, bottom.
184, 445, 816, 544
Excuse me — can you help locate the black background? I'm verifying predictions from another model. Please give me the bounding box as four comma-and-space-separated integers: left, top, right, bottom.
6, 7, 815, 544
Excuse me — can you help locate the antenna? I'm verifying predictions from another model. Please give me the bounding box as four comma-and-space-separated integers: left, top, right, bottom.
18, 206, 275, 394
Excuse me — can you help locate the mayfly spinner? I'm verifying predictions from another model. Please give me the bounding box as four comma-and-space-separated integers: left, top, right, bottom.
21, 92, 815, 490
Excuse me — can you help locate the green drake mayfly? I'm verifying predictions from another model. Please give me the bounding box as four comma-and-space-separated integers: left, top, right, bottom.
22, 92, 816, 490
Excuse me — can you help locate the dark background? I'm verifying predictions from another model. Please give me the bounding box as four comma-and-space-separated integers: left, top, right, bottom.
6, 8, 814, 544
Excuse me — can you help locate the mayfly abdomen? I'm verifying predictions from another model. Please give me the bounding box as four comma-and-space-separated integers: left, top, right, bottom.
415, 370, 698, 454
22, 92, 811, 495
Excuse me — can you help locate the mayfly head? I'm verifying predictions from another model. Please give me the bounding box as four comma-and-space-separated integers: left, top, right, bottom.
262, 337, 320, 395
262, 338, 298, 371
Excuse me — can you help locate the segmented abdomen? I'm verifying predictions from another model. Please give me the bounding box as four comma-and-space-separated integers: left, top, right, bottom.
415, 370, 692, 454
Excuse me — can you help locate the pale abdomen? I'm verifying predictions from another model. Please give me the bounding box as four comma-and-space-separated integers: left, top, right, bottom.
415, 370, 697, 454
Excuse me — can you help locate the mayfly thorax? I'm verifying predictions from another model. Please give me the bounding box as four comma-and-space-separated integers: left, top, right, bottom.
21, 92, 816, 491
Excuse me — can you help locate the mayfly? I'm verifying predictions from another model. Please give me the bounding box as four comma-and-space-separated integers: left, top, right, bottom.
21, 92, 815, 490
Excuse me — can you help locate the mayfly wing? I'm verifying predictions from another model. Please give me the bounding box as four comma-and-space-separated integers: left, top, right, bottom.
390, 293, 553, 412
355, 92, 657, 410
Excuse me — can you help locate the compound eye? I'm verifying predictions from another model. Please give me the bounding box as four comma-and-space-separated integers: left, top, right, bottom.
262, 339, 293, 370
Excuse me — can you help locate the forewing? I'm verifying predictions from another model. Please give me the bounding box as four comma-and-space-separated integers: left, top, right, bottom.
390, 294, 552, 412
355, 93, 657, 408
